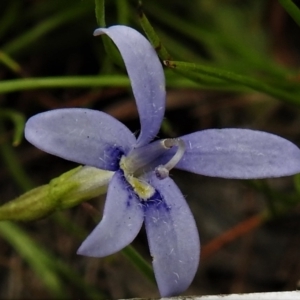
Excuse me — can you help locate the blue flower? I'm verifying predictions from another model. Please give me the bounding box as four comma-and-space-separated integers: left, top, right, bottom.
25, 25, 300, 297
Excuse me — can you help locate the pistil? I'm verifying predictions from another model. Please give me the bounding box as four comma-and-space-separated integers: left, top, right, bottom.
155, 138, 186, 179
120, 139, 170, 174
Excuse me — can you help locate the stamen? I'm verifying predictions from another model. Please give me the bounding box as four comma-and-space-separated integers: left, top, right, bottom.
156, 138, 186, 179
126, 175, 155, 200
121, 140, 170, 174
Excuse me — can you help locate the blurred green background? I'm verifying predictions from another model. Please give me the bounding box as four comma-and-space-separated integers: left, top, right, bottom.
1, 0, 300, 298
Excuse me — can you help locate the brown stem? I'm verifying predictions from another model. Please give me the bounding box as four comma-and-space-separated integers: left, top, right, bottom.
201, 214, 264, 260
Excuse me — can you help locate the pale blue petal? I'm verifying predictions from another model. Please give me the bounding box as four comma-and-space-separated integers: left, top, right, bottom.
77, 170, 144, 257
143, 174, 200, 297
25, 108, 136, 171
94, 26, 166, 147
176, 129, 300, 179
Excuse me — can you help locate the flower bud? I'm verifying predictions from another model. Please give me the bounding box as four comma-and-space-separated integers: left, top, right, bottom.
0, 166, 113, 221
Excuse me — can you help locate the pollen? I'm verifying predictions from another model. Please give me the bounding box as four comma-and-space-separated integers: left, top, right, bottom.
120, 156, 155, 200
119, 156, 129, 173
127, 175, 155, 200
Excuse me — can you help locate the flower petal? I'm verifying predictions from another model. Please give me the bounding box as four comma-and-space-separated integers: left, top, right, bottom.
94, 26, 166, 147
143, 174, 200, 297
176, 129, 300, 179
25, 108, 136, 171
77, 170, 144, 257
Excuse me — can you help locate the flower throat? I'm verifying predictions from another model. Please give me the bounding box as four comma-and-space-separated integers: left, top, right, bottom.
119, 138, 186, 200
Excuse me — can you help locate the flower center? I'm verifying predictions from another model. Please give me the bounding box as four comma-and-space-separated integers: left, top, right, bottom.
119, 138, 185, 200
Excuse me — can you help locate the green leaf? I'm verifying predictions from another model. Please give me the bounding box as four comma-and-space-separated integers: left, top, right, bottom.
0, 109, 25, 146
0, 222, 67, 298
138, 2, 171, 60
0, 221, 105, 299
0, 51, 22, 74
279, 0, 300, 27
164, 60, 300, 105
145, 1, 290, 78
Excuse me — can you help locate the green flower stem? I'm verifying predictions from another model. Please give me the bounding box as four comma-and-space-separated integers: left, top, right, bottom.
279, 0, 300, 27
0, 76, 130, 94
0, 51, 22, 74
121, 245, 156, 284
94, 0, 125, 68
164, 60, 300, 105
117, 0, 129, 25
137, 3, 171, 61
95, 0, 106, 27
0, 185, 53, 221
152, 28, 202, 62
0, 74, 247, 95
0, 124, 33, 191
